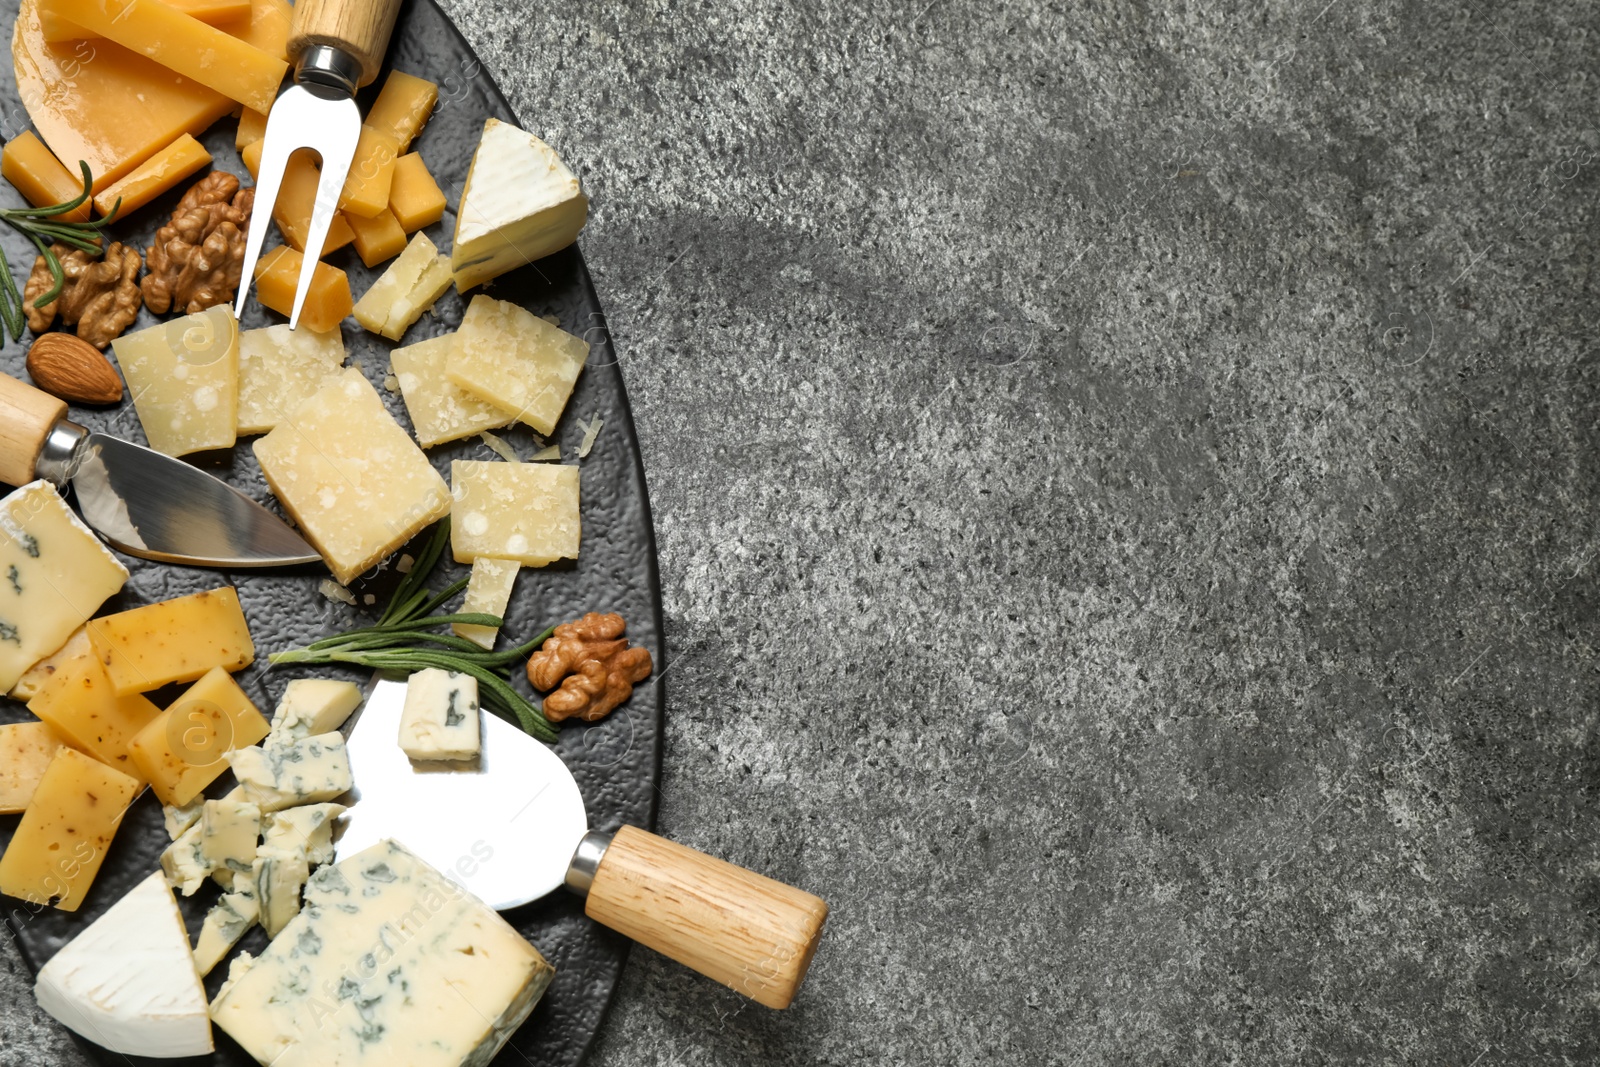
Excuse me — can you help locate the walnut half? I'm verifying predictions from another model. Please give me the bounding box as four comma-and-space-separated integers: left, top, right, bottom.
528, 612, 654, 723
23, 241, 143, 349
142, 171, 254, 315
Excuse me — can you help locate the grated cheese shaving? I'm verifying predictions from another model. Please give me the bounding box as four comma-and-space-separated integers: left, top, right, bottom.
382, 374, 401, 393
318, 579, 357, 606
397, 553, 415, 574
479, 430, 520, 462
577, 415, 604, 459
529, 445, 562, 462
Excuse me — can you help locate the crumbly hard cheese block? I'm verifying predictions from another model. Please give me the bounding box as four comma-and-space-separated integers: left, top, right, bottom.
10, 625, 90, 701
0, 721, 70, 813
91, 132, 211, 217
398, 668, 481, 761
446, 295, 589, 435
228, 731, 352, 812
453, 557, 519, 649
391, 333, 514, 448
452, 118, 588, 291
129, 666, 271, 806
254, 368, 451, 584
27, 649, 161, 785
113, 304, 240, 456
194, 884, 259, 976
267, 678, 363, 741
0, 481, 128, 692
237, 324, 347, 434
0, 748, 140, 910
262, 802, 346, 866
89, 586, 255, 695
450, 461, 581, 565
353, 231, 454, 341
33, 871, 213, 1057
211, 839, 555, 1067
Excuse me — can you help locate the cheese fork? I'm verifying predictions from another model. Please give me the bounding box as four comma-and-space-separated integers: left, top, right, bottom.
237, 0, 405, 328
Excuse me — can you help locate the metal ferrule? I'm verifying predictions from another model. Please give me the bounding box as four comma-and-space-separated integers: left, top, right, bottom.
34, 420, 86, 486
564, 831, 614, 898
295, 44, 363, 95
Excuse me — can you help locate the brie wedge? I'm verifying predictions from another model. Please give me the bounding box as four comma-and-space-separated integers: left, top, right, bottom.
452, 118, 588, 291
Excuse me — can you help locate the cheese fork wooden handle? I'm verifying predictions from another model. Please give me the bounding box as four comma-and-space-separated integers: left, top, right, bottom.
288, 0, 405, 88
577, 826, 829, 1009
0, 373, 67, 487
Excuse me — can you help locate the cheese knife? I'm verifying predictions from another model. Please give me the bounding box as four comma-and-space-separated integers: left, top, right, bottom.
0, 373, 320, 567
338, 676, 830, 1010
237, 0, 405, 328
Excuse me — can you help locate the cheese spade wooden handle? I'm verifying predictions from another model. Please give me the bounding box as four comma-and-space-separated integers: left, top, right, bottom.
288, 0, 405, 87
0, 372, 66, 487
581, 825, 829, 1009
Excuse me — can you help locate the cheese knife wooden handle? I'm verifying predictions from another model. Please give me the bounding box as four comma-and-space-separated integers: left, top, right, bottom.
288, 0, 406, 88
0, 373, 67, 487
577, 826, 829, 1009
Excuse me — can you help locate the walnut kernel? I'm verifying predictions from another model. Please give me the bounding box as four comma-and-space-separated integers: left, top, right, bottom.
23, 242, 144, 349
527, 612, 653, 723
142, 170, 254, 315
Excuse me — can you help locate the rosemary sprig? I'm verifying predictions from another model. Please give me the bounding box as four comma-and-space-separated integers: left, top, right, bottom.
269, 520, 560, 742
0, 162, 121, 344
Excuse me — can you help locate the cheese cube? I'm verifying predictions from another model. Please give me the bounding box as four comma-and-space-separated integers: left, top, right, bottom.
194, 886, 259, 976
1, 132, 90, 222
453, 557, 519, 649
114, 304, 240, 456
345, 207, 408, 267
228, 731, 352, 812
10, 625, 90, 701
128, 666, 271, 806
200, 797, 261, 881
0, 481, 128, 691
339, 124, 400, 218
88, 586, 255, 695
388, 152, 446, 232
0, 748, 141, 910
237, 324, 347, 435
446, 295, 588, 435
365, 70, 437, 153
163, 795, 206, 840
211, 839, 555, 1066
452, 118, 587, 291
160, 819, 212, 896
27, 650, 161, 785
261, 802, 346, 866
398, 668, 481, 761
91, 132, 211, 217
352, 231, 454, 341
260, 150, 357, 255
252, 848, 310, 937
450, 460, 580, 565
0, 721, 70, 813
236, 106, 268, 148
267, 678, 363, 741
391, 333, 514, 448
254, 367, 451, 584
252, 245, 354, 333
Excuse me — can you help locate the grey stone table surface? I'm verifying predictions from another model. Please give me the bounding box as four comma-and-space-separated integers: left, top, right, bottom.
6, 0, 1600, 1063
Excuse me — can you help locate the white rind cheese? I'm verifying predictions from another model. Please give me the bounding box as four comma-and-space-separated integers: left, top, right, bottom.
397, 668, 481, 761
228, 732, 353, 813
391, 333, 514, 448
237, 324, 347, 434
34, 871, 213, 1057
268, 679, 364, 741
452, 557, 519, 649
194, 885, 259, 977
445, 295, 589, 436
452, 118, 588, 291
210, 839, 554, 1067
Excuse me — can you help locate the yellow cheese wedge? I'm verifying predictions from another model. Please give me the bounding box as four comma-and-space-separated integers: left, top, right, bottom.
0, 748, 140, 910
352, 231, 453, 340
113, 304, 239, 456
391, 334, 514, 448
88, 587, 255, 696
39, 0, 288, 114
237, 324, 347, 434
254, 368, 451, 584
340, 125, 400, 218
236, 107, 268, 149
345, 207, 408, 268
453, 557, 519, 649
247, 149, 356, 255
39, 0, 251, 41
10, 626, 90, 701
91, 133, 211, 218
1, 132, 89, 221
446, 295, 589, 435
28, 650, 161, 785
128, 666, 269, 806
365, 70, 437, 154
14, 0, 290, 192
0, 721, 72, 813
388, 153, 446, 232
450, 461, 581, 565
252, 246, 353, 333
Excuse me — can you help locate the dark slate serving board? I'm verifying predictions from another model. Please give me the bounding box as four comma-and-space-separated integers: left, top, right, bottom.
0, 2, 664, 1064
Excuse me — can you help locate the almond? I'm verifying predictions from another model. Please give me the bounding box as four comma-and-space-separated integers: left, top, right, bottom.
26, 333, 123, 405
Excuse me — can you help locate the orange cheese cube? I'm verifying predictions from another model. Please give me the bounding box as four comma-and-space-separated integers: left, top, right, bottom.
388, 153, 447, 232
261, 150, 357, 256
88, 587, 255, 695
236, 107, 268, 149
253, 246, 353, 332
241, 138, 262, 179
91, 133, 211, 218
339, 125, 400, 218
1, 132, 90, 221
0, 748, 140, 910
40, 0, 251, 40
0, 721, 72, 813
28, 652, 160, 785
345, 208, 408, 267
365, 70, 438, 153
128, 666, 269, 806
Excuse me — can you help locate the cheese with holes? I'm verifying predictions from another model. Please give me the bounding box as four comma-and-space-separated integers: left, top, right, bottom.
237, 324, 347, 434
89, 586, 254, 695
0, 481, 128, 691
0, 721, 70, 812
453, 557, 518, 649
391, 333, 513, 448
200, 796, 261, 886
114, 304, 240, 455
27, 648, 160, 785
194, 883, 258, 976
345, 207, 408, 268
388, 153, 446, 232
365, 70, 437, 153
398, 668, 480, 761
452, 118, 587, 291
352, 231, 453, 341
268, 679, 363, 741
252, 245, 354, 333
33, 871, 213, 1056
129, 666, 270, 806
0, 748, 140, 910
262, 802, 345, 866
254, 367, 451, 584
450, 461, 580, 565
11, 625, 89, 700
228, 731, 351, 812
91, 132, 211, 217
1, 132, 90, 220
446, 295, 588, 435
210, 839, 554, 1066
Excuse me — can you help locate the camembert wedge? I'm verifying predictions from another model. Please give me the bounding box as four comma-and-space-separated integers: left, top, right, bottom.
452, 118, 587, 291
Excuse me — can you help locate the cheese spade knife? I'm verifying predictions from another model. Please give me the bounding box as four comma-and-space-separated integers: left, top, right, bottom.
0, 374, 320, 566
338, 676, 830, 1010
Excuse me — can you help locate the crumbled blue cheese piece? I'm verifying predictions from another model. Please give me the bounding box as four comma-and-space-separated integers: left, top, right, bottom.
397, 668, 481, 761
262, 802, 346, 867
253, 848, 311, 939
162, 797, 205, 841
198, 797, 261, 889
267, 678, 363, 742
159, 821, 211, 897
193, 884, 259, 977
227, 732, 352, 813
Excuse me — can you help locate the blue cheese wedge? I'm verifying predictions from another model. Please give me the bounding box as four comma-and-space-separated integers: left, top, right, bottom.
199, 797, 261, 888
262, 802, 347, 866
253, 848, 311, 938
228, 732, 353, 813
397, 668, 481, 761
267, 678, 363, 741
451, 118, 587, 291
210, 839, 554, 1066
193, 884, 259, 977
